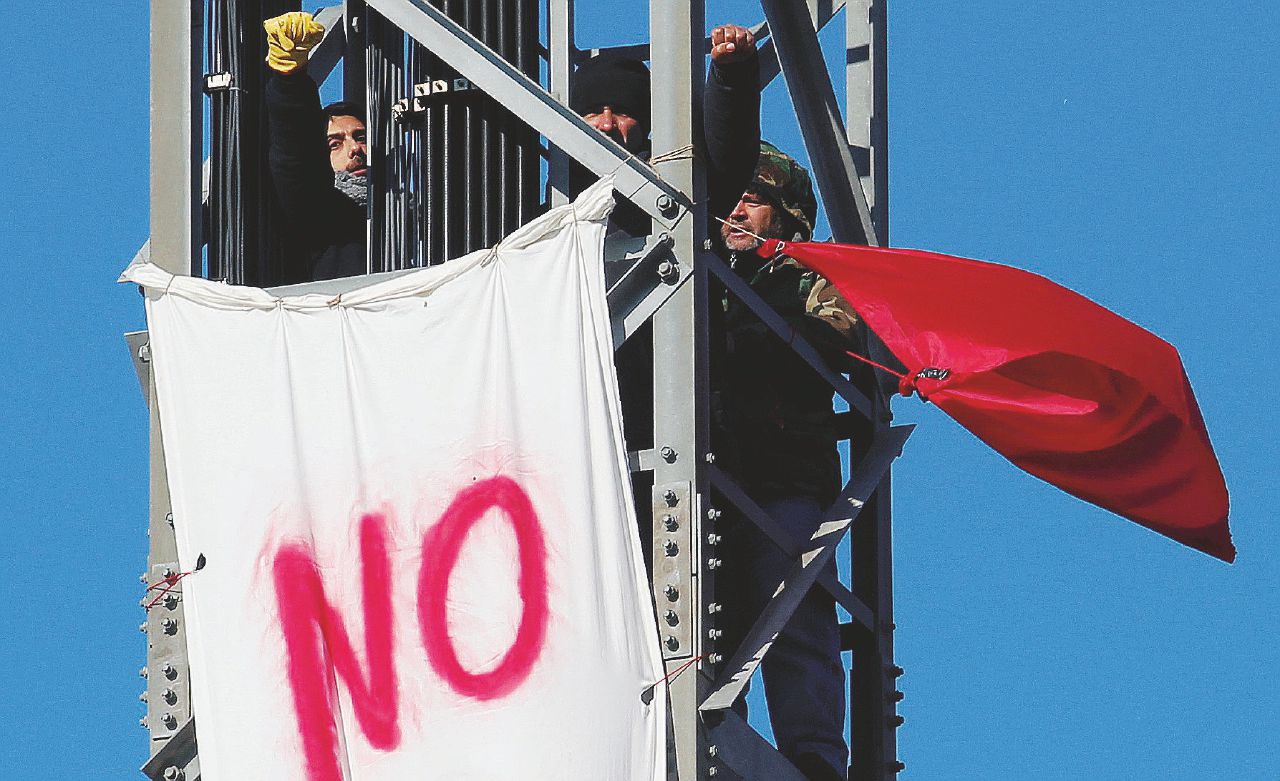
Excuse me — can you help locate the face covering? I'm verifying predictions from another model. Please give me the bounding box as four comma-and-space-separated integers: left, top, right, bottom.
334, 170, 369, 207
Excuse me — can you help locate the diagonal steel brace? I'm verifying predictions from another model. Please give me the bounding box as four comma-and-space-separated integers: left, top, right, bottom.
366, 0, 690, 228
699, 424, 912, 712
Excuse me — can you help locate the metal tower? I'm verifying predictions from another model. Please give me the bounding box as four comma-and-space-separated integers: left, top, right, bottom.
133, 1, 908, 778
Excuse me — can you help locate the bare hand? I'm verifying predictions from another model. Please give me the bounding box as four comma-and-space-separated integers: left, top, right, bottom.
710, 24, 756, 65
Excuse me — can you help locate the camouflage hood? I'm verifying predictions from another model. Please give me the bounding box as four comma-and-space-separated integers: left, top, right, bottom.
750, 141, 817, 241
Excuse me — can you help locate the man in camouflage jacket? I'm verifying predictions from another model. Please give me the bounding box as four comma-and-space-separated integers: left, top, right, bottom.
714, 142, 862, 781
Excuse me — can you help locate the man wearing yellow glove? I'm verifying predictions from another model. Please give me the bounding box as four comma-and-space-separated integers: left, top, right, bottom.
264, 11, 367, 282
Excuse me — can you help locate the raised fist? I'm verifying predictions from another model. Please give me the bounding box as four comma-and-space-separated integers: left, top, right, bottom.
264, 11, 325, 74
710, 24, 756, 66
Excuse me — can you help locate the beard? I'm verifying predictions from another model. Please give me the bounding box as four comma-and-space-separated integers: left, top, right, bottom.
720, 210, 788, 252
334, 169, 369, 207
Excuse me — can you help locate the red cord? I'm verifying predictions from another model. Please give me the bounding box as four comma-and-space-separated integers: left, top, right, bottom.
844, 349, 907, 379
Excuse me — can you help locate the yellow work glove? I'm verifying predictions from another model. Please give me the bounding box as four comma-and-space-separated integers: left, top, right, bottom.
263, 11, 325, 74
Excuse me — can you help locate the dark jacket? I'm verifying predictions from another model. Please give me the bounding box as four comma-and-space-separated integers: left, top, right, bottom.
712, 251, 870, 506
265, 72, 366, 283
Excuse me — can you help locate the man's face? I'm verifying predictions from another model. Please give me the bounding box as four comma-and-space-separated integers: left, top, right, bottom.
327, 115, 368, 175
581, 105, 644, 152
721, 189, 786, 252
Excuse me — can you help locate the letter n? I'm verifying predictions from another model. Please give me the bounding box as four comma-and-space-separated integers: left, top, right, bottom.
273, 513, 400, 781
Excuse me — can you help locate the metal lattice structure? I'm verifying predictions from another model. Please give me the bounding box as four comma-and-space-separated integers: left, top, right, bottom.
135, 1, 907, 778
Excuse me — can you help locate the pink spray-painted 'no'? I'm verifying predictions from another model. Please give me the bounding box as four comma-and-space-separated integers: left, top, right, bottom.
273, 477, 550, 781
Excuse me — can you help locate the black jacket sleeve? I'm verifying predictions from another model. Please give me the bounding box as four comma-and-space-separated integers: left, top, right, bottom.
703, 56, 761, 221
265, 71, 368, 282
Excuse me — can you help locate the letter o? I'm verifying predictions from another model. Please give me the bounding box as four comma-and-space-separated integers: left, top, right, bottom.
418, 476, 550, 700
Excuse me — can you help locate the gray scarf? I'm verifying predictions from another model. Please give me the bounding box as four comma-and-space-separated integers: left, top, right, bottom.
334, 170, 369, 207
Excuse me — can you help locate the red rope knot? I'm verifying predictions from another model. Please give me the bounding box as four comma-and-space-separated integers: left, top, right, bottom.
899, 367, 952, 401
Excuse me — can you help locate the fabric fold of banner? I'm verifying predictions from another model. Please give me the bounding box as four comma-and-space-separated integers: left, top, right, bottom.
123, 179, 668, 780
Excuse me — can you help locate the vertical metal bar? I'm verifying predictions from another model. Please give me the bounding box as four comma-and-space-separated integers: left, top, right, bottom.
648, 2, 707, 778
145, 0, 200, 762
546, 0, 574, 207
844, 4, 899, 776
845, 0, 888, 245
151, 0, 203, 275
760, 0, 876, 246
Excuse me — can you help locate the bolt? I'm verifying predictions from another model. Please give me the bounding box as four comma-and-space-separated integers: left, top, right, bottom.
162, 567, 175, 579
888, 760, 906, 773
662, 514, 679, 532
663, 489, 678, 505
139, 572, 149, 584
664, 585, 680, 601
707, 628, 722, 640
706, 602, 722, 614
349, 15, 361, 33
706, 558, 721, 570
162, 713, 178, 730
163, 688, 178, 705
161, 663, 177, 680
163, 594, 179, 610
657, 231, 674, 247
139, 667, 149, 679
889, 714, 905, 727
704, 452, 716, 464
707, 653, 722, 664
139, 717, 148, 728
706, 533, 721, 546
139, 622, 148, 634
702, 238, 714, 251
139, 691, 148, 703
166, 512, 174, 526
889, 690, 905, 703
708, 745, 719, 757
707, 766, 718, 777
706, 508, 721, 521
162, 766, 184, 781
663, 540, 679, 557
887, 664, 905, 678
656, 194, 676, 214
161, 618, 178, 635
138, 343, 151, 363
659, 446, 677, 462
664, 610, 679, 626
656, 260, 677, 282
665, 636, 680, 651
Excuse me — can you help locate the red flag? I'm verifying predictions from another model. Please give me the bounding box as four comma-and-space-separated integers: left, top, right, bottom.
761, 239, 1234, 562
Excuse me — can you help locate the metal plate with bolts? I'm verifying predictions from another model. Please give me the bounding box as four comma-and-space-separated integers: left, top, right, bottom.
652, 481, 693, 659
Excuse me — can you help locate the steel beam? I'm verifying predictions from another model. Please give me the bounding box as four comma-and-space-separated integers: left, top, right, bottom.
761, 0, 876, 246
647, 2, 708, 778
846, 0, 889, 244
365, 0, 690, 228
698, 425, 911, 713
706, 710, 808, 781
150, 0, 202, 274
306, 5, 349, 83
756, 0, 846, 88
708, 464, 874, 631
547, 0, 574, 206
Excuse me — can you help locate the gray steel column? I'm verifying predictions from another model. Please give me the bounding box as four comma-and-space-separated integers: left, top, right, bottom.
760, 0, 876, 246
547, 0, 574, 207
844, 3, 902, 778
648, 2, 708, 779
150, 0, 203, 274
846, 0, 888, 245
144, 0, 200, 771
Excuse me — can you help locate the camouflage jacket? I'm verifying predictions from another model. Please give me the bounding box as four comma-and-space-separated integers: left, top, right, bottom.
712, 249, 867, 505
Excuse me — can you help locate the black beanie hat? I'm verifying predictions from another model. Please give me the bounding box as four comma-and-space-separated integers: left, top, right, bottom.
570, 56, 651, 129
323, 100, 366, 125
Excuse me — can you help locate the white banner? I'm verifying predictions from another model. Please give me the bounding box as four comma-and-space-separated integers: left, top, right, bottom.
123, 182, 666, 781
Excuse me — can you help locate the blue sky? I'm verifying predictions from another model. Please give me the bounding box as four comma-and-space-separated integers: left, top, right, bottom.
1, 1, 1276, 778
